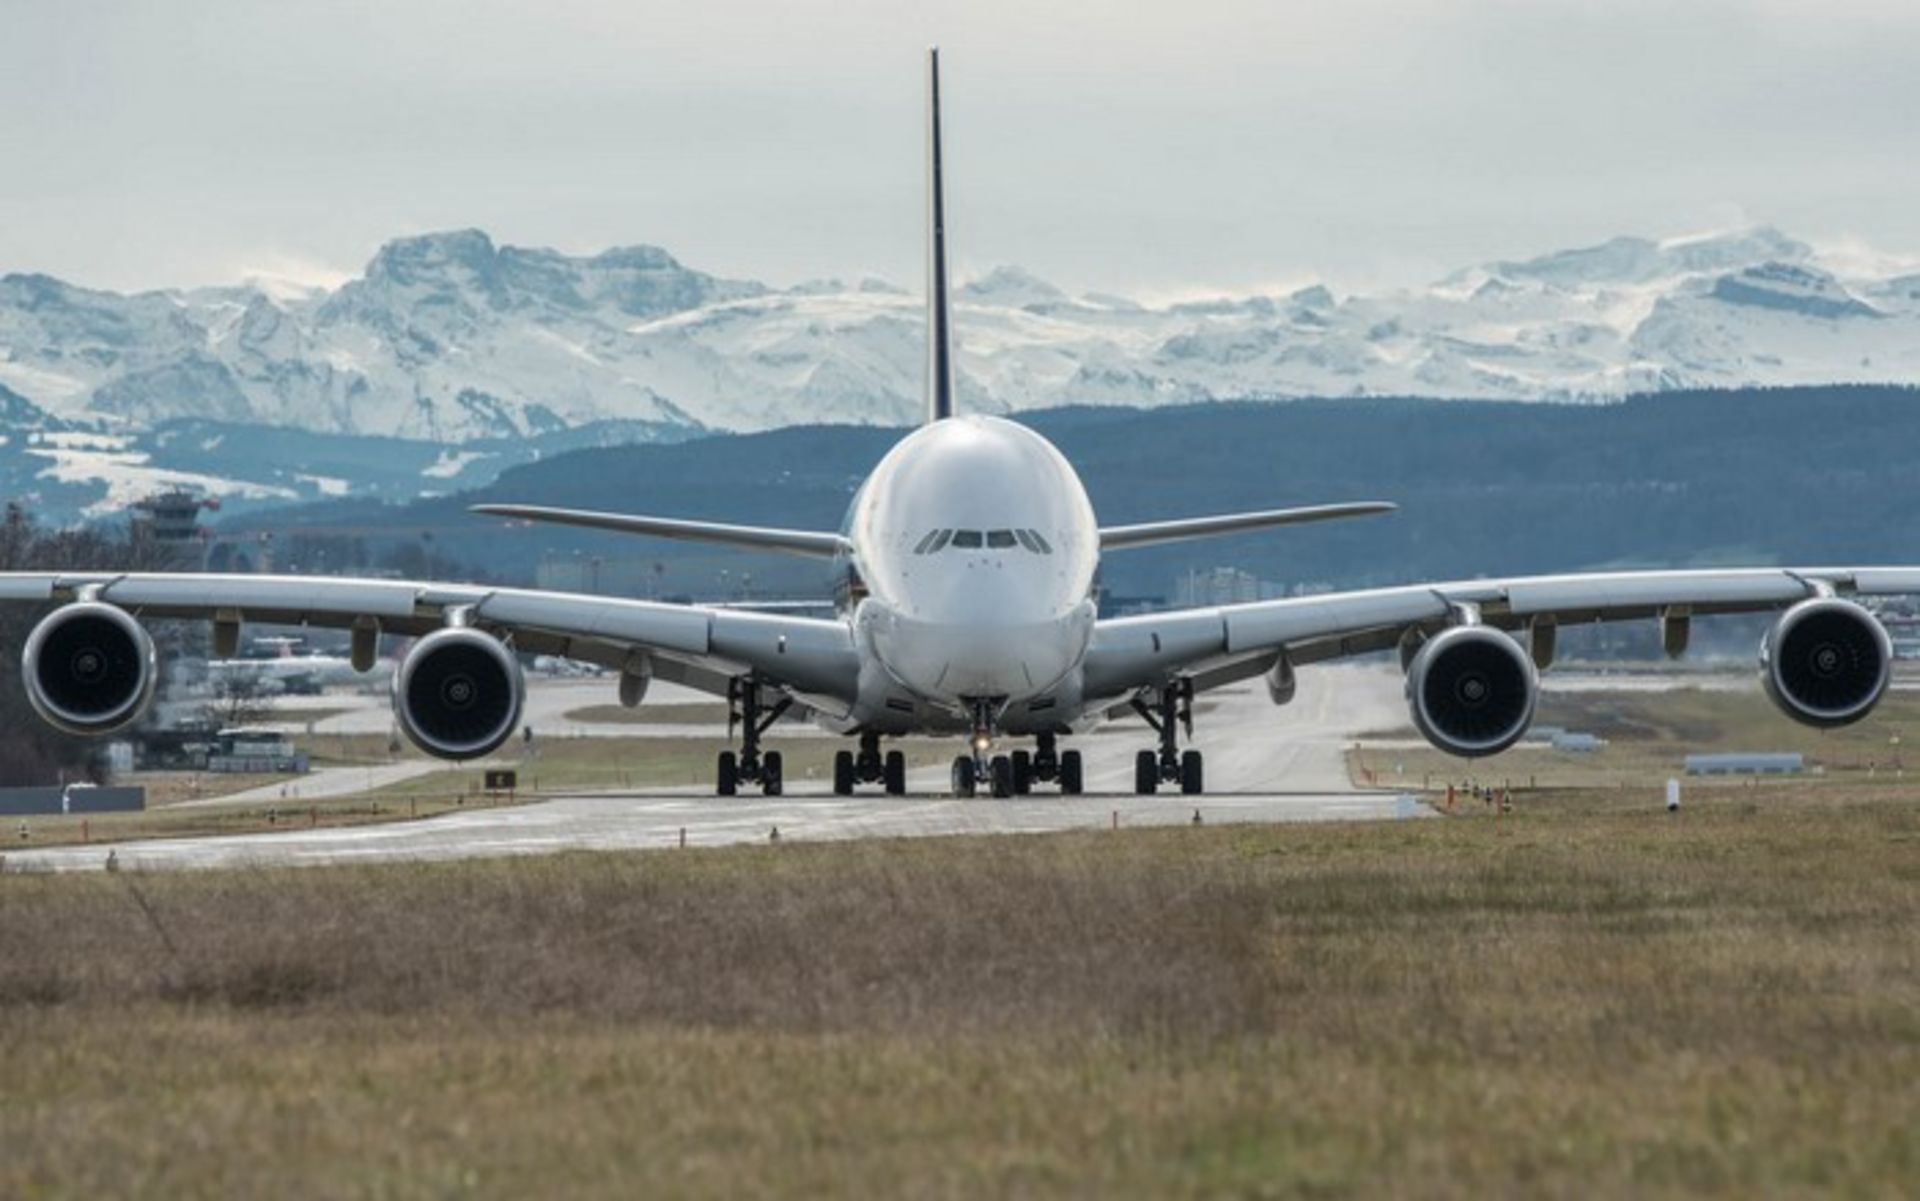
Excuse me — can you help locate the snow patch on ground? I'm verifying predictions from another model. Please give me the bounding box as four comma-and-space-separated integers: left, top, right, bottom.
296, 473, 352, 497
0, 360, 89, 408
422, 449, 489, 479
27, 444, 297, 517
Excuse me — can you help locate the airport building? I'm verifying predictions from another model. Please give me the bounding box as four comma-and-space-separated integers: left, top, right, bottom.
1685, 753, 1804, 776
129, 488, 215, 569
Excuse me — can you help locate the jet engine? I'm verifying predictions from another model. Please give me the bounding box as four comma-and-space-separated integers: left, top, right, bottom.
1760, 598, 1891, 728
22, 602, 158, 735
393, 628, 525, 760
1405, 625, 1538, 757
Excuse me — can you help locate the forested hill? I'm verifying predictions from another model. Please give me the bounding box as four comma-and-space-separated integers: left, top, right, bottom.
222, 385, 1920, 599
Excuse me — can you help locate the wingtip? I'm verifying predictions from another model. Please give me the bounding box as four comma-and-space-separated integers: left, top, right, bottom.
470, 503, 528, 519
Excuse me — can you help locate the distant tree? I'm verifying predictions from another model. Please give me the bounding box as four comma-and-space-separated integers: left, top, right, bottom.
202, 672, 277, 731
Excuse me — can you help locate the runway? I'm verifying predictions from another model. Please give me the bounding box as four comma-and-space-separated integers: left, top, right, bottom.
5, 791, 1427, 873
6, 665, 1423, 873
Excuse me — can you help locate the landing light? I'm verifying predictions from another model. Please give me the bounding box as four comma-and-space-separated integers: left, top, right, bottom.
972, 733, 992, 753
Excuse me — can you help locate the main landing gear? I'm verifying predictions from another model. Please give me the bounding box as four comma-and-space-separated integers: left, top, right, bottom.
717, 677, 791, 796
1131, 678, 1204, 795
834, 731, 908, 796
950, 706, 1084, 799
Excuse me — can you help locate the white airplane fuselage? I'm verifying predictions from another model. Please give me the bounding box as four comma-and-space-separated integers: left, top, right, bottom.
846, 415, 1099, 723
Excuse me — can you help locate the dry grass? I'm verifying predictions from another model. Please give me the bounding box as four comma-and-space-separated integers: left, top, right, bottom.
118, 770, 286, 807
563, 701, 731, 725
1355, 684, 1920, 798
8, 791, 508, 850
3, 799, 1917, 1198
372, 736, 959, 800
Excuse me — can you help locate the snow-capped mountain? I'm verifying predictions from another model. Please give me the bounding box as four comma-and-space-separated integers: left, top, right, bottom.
3, 225, 1919, 449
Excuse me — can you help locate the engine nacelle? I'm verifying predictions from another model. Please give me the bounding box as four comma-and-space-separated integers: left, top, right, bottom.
393, 628, 525, 760
1760, 598, 1891, 728
1265, 652, 1296, 707
22, 602, 158, 736
1405, 625, 1539, 757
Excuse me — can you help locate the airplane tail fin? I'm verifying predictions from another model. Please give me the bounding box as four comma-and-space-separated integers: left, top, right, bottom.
925, 46, 955, 424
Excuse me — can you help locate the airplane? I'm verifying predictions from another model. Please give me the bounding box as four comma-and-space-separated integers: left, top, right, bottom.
206, 635, 393, 695
4, 48, 1918, 800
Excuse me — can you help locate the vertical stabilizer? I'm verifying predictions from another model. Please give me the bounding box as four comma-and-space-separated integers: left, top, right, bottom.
925, 47, 955, 423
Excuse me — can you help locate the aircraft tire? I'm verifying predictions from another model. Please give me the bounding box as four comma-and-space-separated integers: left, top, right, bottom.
1059, 750, 1083, 795
1181, 749, 1204, 795
951, 755, 977, 798
990, 755, 1014, 799
1010, 749, 1033, 794
1134, 750, 1158, 795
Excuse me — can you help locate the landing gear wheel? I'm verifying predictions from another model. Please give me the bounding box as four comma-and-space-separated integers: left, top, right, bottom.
1181, 749, 1205, 795
1131, 679, 1199, 797
1010, 750, 1033, 795
883, 750, 907, 796
724, 676, 793, 796
990, 755, 1014, 799
1059, 750, 1084, 795
832, 750, 856, 796
951, 755, 977, 797
1134, 749, 1158, 795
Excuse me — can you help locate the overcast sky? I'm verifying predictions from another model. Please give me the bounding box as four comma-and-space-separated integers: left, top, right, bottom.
4, 0, 1918, 297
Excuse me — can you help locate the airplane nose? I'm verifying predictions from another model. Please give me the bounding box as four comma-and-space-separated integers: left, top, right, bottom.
870, 598, 1093, 702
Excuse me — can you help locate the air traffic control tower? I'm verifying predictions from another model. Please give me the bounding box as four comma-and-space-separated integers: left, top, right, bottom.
130, 488, 214, 569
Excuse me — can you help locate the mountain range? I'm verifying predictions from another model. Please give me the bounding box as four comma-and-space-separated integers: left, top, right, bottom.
4, 224, 1920, 519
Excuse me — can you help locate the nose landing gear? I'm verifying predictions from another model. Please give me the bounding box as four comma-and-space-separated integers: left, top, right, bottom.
717, 676, 791, 796
951, 708, 1083, 799
833, 731, 908, 796
951, 699, 1005, 798
1131, 678, 1204, 795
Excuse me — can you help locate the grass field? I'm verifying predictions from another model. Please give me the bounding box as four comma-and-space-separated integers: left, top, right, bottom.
563, 701, 731, 725
366, 736, 972, 804
3, 795, 1916, 1198
1353, 684, 1920, 801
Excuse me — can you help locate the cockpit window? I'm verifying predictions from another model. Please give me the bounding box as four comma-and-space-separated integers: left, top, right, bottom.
915, 528, 1052, 554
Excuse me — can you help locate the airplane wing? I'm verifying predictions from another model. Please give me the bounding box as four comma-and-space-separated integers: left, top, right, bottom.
0, 572, 860, 707
470, 504, 851, 559
1083, 566, 1920, 699
1098, 502, 1395, 551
